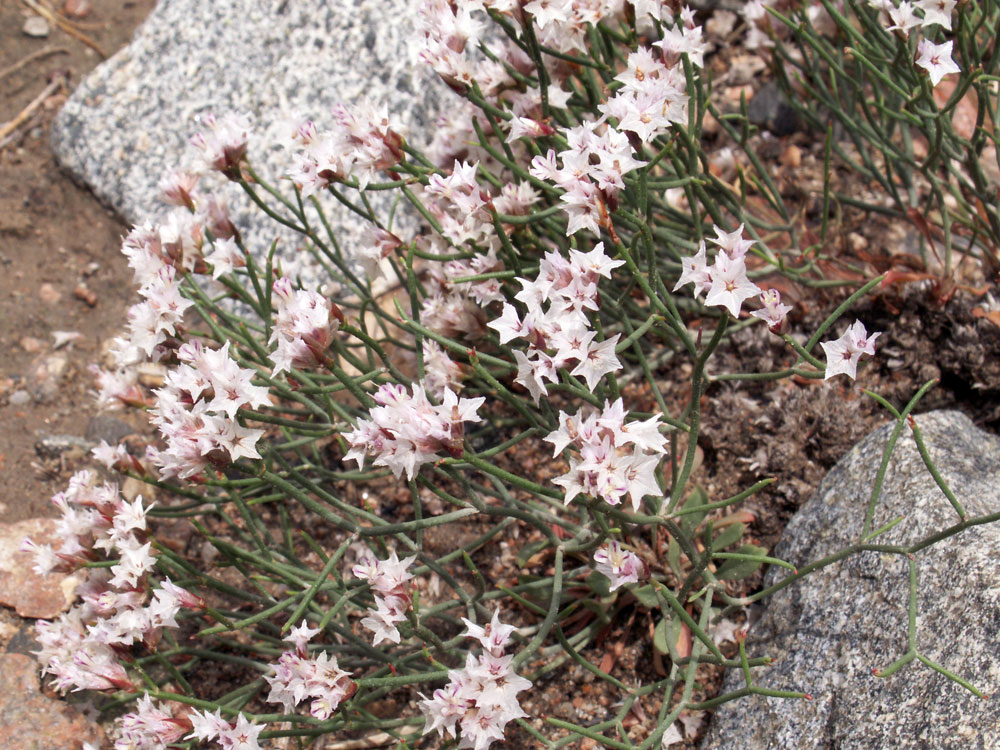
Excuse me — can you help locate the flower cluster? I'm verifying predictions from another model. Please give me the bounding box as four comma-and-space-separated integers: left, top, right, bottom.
26, 471, 205, 697
673, 223, 767, 320
282, 103, 403, 195
148, 341, 268, 479
529, 124, 645, 237
264, 621, 355, 720
488, 243, 623, 400
600, 47, 689, 145
351, 550, 417, 645
190, 112, 251, 179
545, 398, 667, 510
867, 1, 960, 85
115, 694, 188, 750
593, 541, 648, 592
344, 383, 485, 479
269, 277, 341, 375
419, 610, 530, 750
821, 319, 881, 380
187, 710, 264, 750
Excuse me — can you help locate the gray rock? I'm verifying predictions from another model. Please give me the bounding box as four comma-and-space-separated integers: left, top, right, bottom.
51, 0, 447, 288
703, 411, 1000, 750
84, 415, 136, 445
7, 390, 31, 407
34, 434, 94, 460
747, 81, 800, 137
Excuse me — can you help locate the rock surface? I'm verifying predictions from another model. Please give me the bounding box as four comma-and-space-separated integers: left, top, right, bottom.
51, 0, 447, 285
703, 410, 1000, 749
0, 653, 104, 750
0, 519, 83, 619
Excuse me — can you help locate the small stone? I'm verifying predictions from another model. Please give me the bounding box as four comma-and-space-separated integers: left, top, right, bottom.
0, 519, 84, 618
27, 354, 69, 404
748, 81, 800, 136
779, 144, 802, 168
136, 362, 167, 387
82, 260, 100, 276
63, 0, 92, 18
38, 282, 61, 305
22, 15, 50, 38
8, 390, 31, 407
121, 476, 149, 502
0, 653, 104, 749
84, 415, 136, 445
34, 434, 94, 461
73, 283, 98, 307
847, 232, 868, 253
19, 336, 44, 353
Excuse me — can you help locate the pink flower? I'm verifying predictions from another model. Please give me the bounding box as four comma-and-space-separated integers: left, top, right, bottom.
820, 320, 881, 380
593, 541, 648, 591
750, 289, 793, 333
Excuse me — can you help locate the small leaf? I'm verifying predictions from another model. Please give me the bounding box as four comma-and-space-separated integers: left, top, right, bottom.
654, 615, 691, 657
716, 545, 768, 581
585, 571, 611, 597
653, 616, 671, 654
632, 584, 658, 609
680, 487, 710, 533
710, 522, 746, 552
667, 534, 682, 575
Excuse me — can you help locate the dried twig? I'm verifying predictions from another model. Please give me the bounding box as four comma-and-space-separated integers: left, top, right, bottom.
0, 72, 67, 144
0, 46, 70, 83
20, 0, 107, 58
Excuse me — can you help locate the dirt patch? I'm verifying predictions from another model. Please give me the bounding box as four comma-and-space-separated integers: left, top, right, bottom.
0, 0, 155, 522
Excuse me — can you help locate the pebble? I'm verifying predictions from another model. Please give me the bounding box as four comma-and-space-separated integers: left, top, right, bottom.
74, 283, 98, 307
8, 390, 31, 406
34, 434, 94, 461
28, 353, 69, 404
84, 415, 136, 445
22, 15, 50, 38
19, 337, 44, 353
780, 144, 802, 168
38, 282, 61, 305
63, 0, 92, 18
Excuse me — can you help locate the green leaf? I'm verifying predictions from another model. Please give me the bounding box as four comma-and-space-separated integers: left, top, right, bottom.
653, 615, 683, 656
680, 487, 710, 533
586, 571, 612, 598
716, 545, 768, 581
667, 534, 682, 576
710, 522, 746, 552
632, 584, 658, 609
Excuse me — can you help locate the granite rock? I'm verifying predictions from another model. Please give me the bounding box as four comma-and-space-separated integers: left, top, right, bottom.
0, 519, 84, 619
52, 0, 447, 287
703, 411, 1000, 750
0, 653, 104, 750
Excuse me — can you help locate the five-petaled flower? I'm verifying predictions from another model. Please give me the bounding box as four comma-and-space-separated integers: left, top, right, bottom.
820, 320, 881, 380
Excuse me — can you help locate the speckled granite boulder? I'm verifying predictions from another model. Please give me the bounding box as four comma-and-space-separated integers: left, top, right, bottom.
51, 0, 445, 283
703, 410, 1000, 750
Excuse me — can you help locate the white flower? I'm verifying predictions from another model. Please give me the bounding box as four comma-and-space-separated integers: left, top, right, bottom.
915, 39, 960, 86
704, 253, 762, 318
593, 541, 648, 591
820, 320, 881, 380
916, 0, 955, 30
